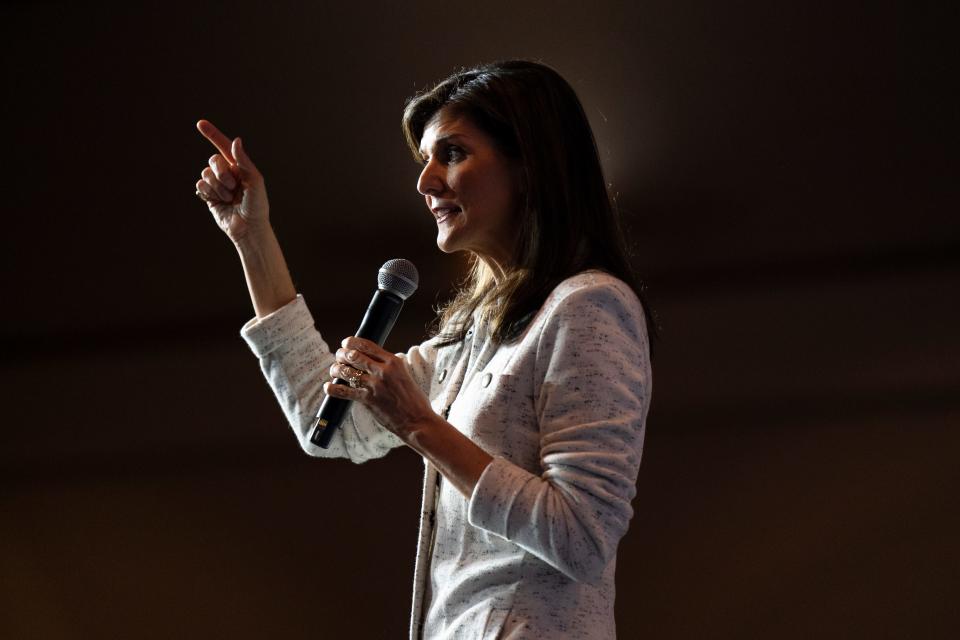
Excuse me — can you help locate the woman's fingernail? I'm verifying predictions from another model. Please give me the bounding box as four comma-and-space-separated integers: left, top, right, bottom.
347, 350, 357, 361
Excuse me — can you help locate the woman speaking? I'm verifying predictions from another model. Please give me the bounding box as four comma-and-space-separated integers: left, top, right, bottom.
195, 60, 653, 639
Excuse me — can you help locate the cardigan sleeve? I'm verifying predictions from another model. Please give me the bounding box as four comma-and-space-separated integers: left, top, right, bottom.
241, 295, 435, 464
466, 279, 652, 583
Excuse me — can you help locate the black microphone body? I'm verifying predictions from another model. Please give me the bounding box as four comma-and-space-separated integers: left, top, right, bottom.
310, 259, 418, 449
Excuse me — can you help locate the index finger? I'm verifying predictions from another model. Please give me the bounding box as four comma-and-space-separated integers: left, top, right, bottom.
342, 337, 389, 361
196, 119, 235, 164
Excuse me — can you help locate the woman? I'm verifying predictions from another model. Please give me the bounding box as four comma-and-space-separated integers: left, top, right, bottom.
195, 60, 652, 640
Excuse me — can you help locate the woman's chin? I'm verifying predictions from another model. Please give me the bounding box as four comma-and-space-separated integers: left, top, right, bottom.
435, 231, 462, 255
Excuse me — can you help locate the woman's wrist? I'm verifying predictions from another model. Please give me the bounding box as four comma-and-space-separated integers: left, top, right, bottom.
233, 220, 275, 256
400, 412, 447, 446
403, 414, 493, 499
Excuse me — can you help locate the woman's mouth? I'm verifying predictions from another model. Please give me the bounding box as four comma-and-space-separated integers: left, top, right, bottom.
433, 206, 461, 223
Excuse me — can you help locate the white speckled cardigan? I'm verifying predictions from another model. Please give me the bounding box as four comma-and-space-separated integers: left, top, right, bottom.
240, 271, 652, 639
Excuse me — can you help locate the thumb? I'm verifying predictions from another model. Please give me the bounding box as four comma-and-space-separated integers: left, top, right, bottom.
232, 137, 260, 178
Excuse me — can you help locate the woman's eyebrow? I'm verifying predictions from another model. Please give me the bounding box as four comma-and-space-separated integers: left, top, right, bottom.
420, 133, 467, 156
435, 133, 465, 145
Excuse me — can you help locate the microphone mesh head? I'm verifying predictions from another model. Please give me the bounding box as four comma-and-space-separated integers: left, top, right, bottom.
378, 259, 419, 300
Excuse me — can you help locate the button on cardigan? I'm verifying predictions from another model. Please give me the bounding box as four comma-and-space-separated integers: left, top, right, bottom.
240, 271, 652, 639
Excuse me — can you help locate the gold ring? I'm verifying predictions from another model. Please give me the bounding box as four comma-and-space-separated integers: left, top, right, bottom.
344, 367, 365, 389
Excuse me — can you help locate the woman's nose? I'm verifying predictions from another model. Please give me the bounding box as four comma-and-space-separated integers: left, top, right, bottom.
417, 160, 444, 196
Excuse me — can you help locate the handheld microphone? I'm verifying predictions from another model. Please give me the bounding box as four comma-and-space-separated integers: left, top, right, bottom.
309, 259, 419, 449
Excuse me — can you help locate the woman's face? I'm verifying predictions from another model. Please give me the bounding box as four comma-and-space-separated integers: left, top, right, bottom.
417, 109, 521, 271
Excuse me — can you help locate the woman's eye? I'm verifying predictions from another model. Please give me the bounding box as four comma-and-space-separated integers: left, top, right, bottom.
444, 146, 465, 163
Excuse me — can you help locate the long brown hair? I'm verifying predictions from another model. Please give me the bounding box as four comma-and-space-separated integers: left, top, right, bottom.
402, 60, 654, 345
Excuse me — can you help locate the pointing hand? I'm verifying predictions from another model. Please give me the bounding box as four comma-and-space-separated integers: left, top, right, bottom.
195, 119, 270, 244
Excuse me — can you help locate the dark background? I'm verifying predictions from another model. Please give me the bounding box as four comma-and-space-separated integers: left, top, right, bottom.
2, 2, 957, 638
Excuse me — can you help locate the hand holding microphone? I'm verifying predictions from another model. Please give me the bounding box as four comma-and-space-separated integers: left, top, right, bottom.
311, 259, 432, 448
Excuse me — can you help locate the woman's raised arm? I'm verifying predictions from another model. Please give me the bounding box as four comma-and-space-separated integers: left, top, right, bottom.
195, 119, 296, 318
